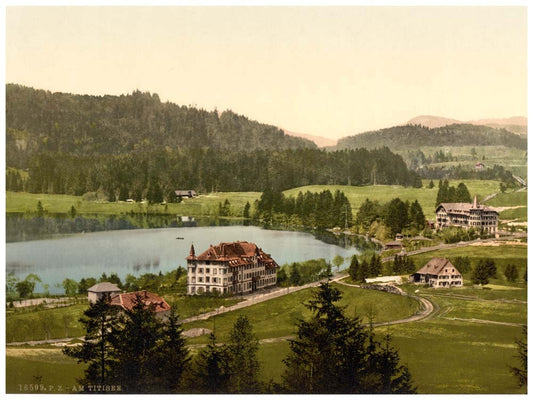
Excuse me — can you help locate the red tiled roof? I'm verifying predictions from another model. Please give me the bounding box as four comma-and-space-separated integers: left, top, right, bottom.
110, 290, 171, 314
187, 241, 278, 268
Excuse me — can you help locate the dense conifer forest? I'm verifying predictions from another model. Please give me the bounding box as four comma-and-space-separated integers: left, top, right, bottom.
6, 84, 421, 195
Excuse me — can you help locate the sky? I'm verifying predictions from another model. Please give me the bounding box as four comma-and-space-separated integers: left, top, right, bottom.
5, 5, 528, 140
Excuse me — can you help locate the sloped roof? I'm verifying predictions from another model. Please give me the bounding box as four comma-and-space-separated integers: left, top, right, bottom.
436, 202, 497, 214
415, 257, 461, 276
87, 282, 121, 293
187, 241, 278, 268
110, 290, 171, 314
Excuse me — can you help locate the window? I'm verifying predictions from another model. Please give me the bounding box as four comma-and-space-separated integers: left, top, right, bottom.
199, 268, 204, 274
213, 269, 217, 275
206, 276, 210, 283
198, 277, 203, 283
206, 268, 210, 274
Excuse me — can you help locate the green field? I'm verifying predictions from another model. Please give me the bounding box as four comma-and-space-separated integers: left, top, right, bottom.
4, 238, 527, 394
181, 283, 419, 345
6, 191, 262, 217
284, 179, 502, 217
7, 179, 507, 224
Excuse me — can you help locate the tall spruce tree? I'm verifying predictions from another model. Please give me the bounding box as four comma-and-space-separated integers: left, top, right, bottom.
282, 281, 415, 394
226, 315, 262, 393
192, 333, 231, 393
63, 295, 120, 390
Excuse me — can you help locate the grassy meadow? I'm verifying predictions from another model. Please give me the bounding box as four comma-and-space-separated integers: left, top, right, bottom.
7, 178, 509, 224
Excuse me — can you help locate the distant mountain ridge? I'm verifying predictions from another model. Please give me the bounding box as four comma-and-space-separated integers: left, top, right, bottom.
336, 123, 527, 151
405, 115, 527, 136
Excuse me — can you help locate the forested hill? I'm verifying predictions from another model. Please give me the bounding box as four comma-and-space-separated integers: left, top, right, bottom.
335, 124, 527, 151
6, 84, 315, 163
6, 84, 421, 195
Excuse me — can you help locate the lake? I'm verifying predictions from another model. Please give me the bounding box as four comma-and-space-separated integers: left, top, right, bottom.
6, 226, 362, 294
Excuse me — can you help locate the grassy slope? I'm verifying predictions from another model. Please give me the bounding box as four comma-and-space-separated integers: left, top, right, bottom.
6, 191, 262, 217
284, 179, 502, 217
7, 179, 505, 222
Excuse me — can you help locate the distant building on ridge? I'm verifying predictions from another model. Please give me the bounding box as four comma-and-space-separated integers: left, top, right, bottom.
186, 241, 279, 295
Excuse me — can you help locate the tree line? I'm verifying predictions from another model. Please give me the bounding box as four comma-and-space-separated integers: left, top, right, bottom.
355, 197, 426, 239
418, 164, 520, 188
6, 146, 421, 197
64, 281, 416, 394
255, 188, 353, 229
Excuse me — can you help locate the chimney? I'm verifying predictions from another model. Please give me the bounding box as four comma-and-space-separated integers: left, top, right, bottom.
473, 195, 478, 208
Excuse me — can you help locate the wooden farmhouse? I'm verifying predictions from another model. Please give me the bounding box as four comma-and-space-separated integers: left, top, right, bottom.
186, 241, 279, 295
409, 257, 463, 288
87, 282, 122, 303
435, 196, 498, 234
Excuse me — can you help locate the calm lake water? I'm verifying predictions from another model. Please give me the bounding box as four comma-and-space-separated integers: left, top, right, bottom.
6, 226, 361, 294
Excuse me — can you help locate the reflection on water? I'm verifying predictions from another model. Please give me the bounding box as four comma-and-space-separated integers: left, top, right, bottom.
6, 225, 372, 294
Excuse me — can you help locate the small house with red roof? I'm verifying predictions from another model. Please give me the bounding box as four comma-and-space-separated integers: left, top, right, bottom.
110, 290, 171, 319
409, 257, 463, 288
186, 241, 279, 295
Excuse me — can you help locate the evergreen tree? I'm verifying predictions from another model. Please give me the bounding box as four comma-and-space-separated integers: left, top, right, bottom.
243, 201, 251, 219
455, 182, 472, 203
226, 315, 262, 393
510, 326, 527, 388
408, 200, 425, 231
282, 281, 415, 394
472, 261, 490, 286
504, 264, 519, 282
349, 255, 360, 281
192, 333, 231, 393
357, 260, 369, 282
368, 254, 382, 278
428, 179, 434, 189
153, 308, 190, 392
385, 198, 409, 235
36, 200, 44, 217
111, 295, 163, 393
63, 295, 120, 389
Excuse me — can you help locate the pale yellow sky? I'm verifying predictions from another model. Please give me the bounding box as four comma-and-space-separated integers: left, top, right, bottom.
5, 6, 527, 139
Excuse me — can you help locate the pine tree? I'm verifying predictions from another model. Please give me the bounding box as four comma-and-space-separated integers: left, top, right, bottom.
349, 255, 360, 281
226, 315, 262, 393
505, 264, 519, 282
510, 326, 527, 388
282, 281, 415, 394
63, 295, 120, 390
153, 308, 191, 392
111, 295, 163, 393
192, 333, 231, 393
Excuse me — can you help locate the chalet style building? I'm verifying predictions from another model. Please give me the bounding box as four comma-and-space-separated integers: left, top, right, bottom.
186, 241, 279, 295
175, 190, 197, 199
87, 282, 122, 303
410, 257, 463, 288
110, 290, 171, 319
435, 196, 498, 233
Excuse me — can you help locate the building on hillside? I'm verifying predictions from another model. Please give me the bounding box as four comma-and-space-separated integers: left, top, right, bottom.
475, 162, 485, 171
409, 257, 463, 288
175, 190, 197, 199
87, 282, 122, 303
435, 196, 498, 233
110, 290, 171, 319
186, 241, 279, 295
